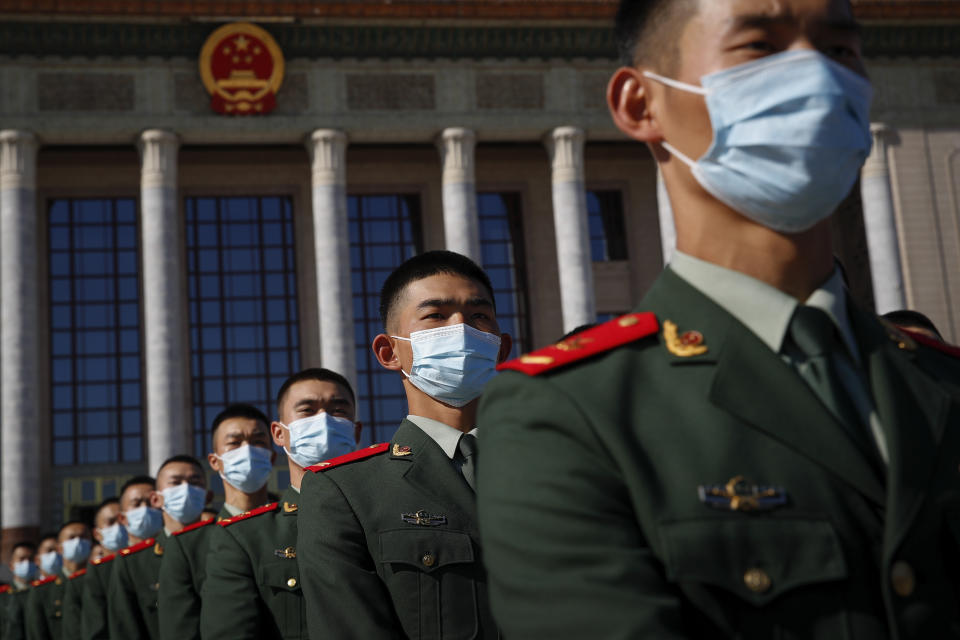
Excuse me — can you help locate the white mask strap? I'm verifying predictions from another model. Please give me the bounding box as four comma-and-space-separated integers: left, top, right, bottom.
642, 70, 709, 96
659, 141, 698, 171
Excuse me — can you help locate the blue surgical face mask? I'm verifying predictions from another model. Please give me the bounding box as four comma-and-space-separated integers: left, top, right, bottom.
62, 537, 92, 565
280, 412, 355, 468
216, 444, 274, 493
124, 505, 164, 540
161, 483, 207, 525
13, 559, 38, 581
39, 550, 62, 576
393, 323, 502, 407
644, 49, 873, 233
98, 522, 128, 552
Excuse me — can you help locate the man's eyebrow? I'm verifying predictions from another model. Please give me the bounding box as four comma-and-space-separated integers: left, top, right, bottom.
725, 13, 861, 35
416, 296, 494, 310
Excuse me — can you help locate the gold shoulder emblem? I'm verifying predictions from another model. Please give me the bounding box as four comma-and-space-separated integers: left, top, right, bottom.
663, 320, 708, 357
392, 444, 413, 457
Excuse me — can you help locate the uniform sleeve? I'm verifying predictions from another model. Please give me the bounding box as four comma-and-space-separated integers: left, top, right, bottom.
297, 471, 403, 639
4, 592, 27, 640
23, 587, 47, 640
81, 567, 110, 640
107, 557, 150, 640
61, 579, 83, 639
157, 535, 201, 640
477, 371, 689, 639
199, 525, 262, 640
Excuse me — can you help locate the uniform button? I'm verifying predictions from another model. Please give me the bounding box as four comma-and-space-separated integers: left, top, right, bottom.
54, 611, 62, 618
743, 568, 772, 594
286, 577, 297, 588
891, 561, 915, 597
421, 553, 436, 567
54, 600, 61, 606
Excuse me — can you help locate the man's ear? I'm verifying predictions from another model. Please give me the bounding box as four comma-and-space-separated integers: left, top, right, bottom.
270, 421, 286, 448
372, 334, 402, 371
206, 452, 221, 474
497, 333, 513, 363
607, 67, 664, 144
149, 491, 164, 510
353, 421, 363, 444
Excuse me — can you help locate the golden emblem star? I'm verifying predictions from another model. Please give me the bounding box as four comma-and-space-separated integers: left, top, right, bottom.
234, 34, 250, 51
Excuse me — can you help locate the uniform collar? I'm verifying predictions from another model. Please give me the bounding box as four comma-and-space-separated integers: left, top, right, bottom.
669, 251, 858, 361
222, 503, 244, 517
406, 415, 477, 460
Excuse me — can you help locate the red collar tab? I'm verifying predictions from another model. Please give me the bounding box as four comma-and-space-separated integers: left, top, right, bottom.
0, 584, 10, 594
91, 553, 115, 566
219, 502, 279, 527
31, 575, 57, 587
69, 569, 87, 580
119, 538, 155, 557
173, 518, 215, 536
902, 328, 960, 359
306, 442, 390, 473
498, 312, 659, 376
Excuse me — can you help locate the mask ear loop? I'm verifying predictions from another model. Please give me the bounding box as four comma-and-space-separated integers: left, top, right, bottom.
641, 71, 708, 170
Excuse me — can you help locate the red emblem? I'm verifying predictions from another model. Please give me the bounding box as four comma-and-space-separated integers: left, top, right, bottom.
199, 23, 285, 115
679, 330, 704, 347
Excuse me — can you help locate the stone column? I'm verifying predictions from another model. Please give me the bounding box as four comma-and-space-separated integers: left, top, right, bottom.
545, 126, 596, 334
139, 129, 189, 475
307, 130, 357, 389
656, 166, 677, 265
437, 128, 481, 262
1, 130, 40, 557
860, 123, 905, 314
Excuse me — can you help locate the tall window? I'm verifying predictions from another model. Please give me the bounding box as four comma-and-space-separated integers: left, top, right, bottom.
49, 197, 143, 465
587, 190, 628, 261
477, 192, 530, 356
349, 194, 422, 444
186, 196, 300, 455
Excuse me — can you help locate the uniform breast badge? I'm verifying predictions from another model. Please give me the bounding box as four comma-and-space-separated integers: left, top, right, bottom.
392, 444, 413, 456
663, 320, 708, 357
401, 510, 447, 527
273, 547, 296, 559
698, 476, 787, 512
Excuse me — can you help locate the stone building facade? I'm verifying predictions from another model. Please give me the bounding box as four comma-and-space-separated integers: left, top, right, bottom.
0, 0, 957, 554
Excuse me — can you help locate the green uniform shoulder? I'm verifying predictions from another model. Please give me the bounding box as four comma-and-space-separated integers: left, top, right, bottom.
30, 575, 58, 588
498, 312, 660, 377
91, 553, 115, 566
305, 442, 391, 473
118, 537, 156, 557
901, 327, 960, 359
219, 501, 279, 527
68, 569, 86, 580
172, 517, 215, 537
0, 583, 10, 594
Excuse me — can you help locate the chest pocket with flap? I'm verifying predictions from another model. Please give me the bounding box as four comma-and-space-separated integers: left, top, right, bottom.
379, 529, 479, 640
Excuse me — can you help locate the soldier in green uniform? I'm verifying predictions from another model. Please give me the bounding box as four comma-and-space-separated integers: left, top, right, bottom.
108, 456, 210, 640
26, 521, 91, 640
202, 369, 359, 639
81, 476, 156, 640
477, 1, 960, 638
62, 498, 120, 639
298, 251, 511, 639
2, 542, 36, 640
5, 536, 55, 640
159, 404, 276, 640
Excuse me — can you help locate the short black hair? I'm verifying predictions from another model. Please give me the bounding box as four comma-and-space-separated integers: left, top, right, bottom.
276, 368, 355, 414
119, 475, 155, 498
95, 497, 119, 515
10, 541, 35, 557
210, 404, 271, 448
57, 520, 90, 538
883, 310, 943, 341
157, 454, 205, 477
38, 532, 58, 544
615, 0, 693, 69
378, 250, 496, 330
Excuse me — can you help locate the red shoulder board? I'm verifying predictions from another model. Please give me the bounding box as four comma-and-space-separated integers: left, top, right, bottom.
69, 569, 87, 580
31, 575, 57, 588
903, 329, 960, 359
119, 537, 155, 557
91, 553, 115, 566
0, 584, 11, 594
219, 502, 278, 527
305, 443, 390, 473
173, 518, 215, 537
498, 312, 659, 376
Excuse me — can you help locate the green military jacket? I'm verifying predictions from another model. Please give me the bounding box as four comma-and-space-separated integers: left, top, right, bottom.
24, 575, 63, 640
108, 534, 166, 640
298, 420, 498, 639
80, 554, 114, 640
3, 584, 31, 640
157, 508, 231, 640
201, 488, 304, 640
60, 569, 85, 640
478, 268, 960, 639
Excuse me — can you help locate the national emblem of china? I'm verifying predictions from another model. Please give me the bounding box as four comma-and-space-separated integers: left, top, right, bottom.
199, 22, 284, 115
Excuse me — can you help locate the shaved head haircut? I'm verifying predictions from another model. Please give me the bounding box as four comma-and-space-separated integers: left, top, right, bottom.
615, 0, 695, 72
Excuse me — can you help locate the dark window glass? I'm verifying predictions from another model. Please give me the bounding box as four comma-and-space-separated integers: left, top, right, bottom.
349, 195, 422, 444
586, 190, 628, 261
186, 196, 300, 455
477, 193, 530, 357
49, 198, 143, 465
